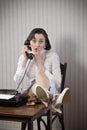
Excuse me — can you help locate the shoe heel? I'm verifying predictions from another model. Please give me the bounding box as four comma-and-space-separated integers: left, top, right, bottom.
53, 105, 62, 114
41, 100, 48, 107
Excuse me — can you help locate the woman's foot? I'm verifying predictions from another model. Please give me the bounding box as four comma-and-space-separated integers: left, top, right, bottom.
36, 86, 49, 107
54, 88, 70, 113
52, 88, 70, 114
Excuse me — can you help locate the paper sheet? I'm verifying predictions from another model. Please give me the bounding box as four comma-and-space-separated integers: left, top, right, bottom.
0, 94, 15, 100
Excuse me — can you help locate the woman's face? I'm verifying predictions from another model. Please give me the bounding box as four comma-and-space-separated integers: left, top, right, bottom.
30, 33, 46, 54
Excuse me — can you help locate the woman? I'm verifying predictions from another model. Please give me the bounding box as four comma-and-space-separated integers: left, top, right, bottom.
14, 28, 70, 113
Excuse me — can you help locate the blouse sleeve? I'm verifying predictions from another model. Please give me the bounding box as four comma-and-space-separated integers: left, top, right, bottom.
14, 55, 27, 85
45, 52, 62, 89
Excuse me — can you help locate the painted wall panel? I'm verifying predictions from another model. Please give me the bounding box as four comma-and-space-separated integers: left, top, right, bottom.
0, 0, 87, 130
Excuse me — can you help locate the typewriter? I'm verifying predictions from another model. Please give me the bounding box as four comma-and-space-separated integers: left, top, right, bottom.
0, 89, 29, 107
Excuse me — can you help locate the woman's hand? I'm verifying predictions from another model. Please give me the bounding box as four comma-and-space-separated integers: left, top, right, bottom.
35, 51, 45, 72
22, 45, 29, 58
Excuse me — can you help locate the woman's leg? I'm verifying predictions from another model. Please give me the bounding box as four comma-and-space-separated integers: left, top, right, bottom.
28, 71, 50, 97
36, 71, 50, 90
28, 86, 36, 98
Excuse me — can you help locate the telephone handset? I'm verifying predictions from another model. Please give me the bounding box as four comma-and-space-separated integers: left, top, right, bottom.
24, 39, 29, 47
24, 39, 34, 59
25, 51, 34, 60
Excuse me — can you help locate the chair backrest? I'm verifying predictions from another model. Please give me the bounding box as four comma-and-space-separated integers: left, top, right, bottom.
60, 63, 67, 92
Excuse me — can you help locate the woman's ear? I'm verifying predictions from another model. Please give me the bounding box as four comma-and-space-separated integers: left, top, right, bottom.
44, 42, 47, 49
43, 44, 46, 49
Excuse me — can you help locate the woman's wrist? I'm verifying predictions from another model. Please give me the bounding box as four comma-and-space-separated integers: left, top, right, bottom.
38, 65, 45, 73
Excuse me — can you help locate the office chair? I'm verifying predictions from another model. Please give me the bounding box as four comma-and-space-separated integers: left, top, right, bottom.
37, 63, 67, 130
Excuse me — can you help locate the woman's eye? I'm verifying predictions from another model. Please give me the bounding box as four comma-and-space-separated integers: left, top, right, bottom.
32, 39, 36, 43
39, 40, 44, 43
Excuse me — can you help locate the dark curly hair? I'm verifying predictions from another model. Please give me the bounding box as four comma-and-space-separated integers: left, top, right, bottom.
24, 28, 51, 50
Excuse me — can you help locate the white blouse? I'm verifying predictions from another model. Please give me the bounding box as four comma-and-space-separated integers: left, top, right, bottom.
14, 50, 62, 94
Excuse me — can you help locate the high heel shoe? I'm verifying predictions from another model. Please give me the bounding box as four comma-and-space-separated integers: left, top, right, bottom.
36, 86, 49, 107
55, 88, 70, 107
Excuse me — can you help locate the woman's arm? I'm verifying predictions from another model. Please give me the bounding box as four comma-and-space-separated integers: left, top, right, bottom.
14, 45, 29, 84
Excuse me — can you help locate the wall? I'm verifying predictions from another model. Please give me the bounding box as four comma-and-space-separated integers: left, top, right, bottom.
0, 0, 87, 130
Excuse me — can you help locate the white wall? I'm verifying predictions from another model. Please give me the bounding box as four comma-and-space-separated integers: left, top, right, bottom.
0, 0, 87, 130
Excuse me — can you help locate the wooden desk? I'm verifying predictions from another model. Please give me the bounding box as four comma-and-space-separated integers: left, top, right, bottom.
0, 104, 52, 130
